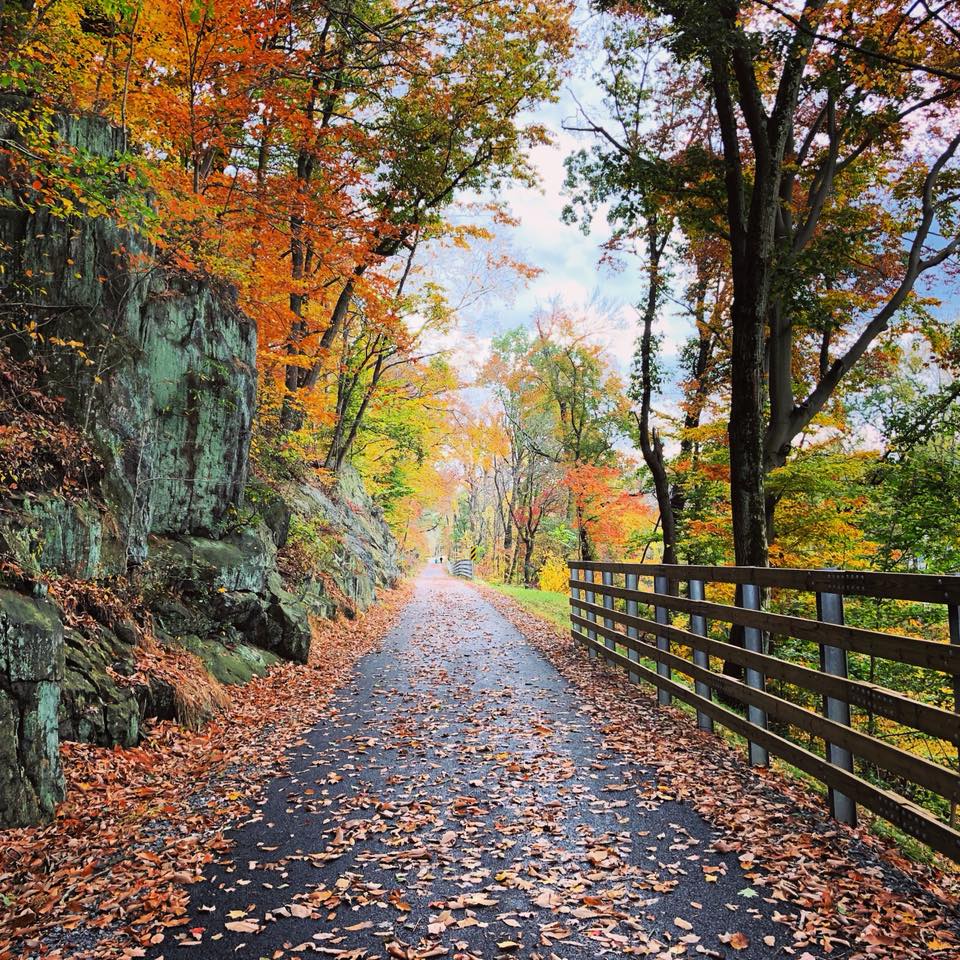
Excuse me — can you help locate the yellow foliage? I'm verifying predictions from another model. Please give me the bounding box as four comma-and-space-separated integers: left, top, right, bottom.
538, 554, 569, 594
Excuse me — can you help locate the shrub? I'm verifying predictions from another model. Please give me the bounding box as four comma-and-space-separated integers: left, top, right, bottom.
538, 554, 569, 593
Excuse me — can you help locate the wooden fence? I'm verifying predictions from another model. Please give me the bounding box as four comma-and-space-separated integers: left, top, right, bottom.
567, 561, 960, 861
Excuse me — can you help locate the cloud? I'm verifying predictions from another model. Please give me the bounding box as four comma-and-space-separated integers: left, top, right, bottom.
417, 51, 701, 405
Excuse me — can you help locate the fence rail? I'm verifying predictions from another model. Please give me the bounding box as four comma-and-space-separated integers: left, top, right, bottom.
567, 561, 960, 862
451, 558, 474, 579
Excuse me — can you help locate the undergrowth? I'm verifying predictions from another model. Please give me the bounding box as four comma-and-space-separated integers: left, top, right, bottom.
0, 346, 102, 499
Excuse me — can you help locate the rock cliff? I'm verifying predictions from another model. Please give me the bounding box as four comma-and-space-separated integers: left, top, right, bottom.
0, 104, 401, 826
1, 103, 256, 565
0, 591, 63, 823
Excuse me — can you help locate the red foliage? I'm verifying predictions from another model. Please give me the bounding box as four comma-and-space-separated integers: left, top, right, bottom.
0, 349, 102, 499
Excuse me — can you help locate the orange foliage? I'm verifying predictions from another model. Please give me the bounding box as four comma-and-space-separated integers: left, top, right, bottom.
1, 0, 574, 528
564, 463, 655, 557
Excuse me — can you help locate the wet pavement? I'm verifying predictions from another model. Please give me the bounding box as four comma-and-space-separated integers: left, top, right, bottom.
148, 567, 807, 959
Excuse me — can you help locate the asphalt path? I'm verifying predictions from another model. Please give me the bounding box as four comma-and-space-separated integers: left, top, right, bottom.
148, 567, 806, 959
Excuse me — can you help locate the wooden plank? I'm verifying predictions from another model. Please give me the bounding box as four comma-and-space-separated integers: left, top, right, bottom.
569, 562, 960, 605
571, 626, 960, 862
569, 578, 960, 674
570, 613, 960, 802
569, 596, 959, 745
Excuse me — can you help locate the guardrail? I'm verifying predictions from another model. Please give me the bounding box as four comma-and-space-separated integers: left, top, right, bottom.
451, 559, 474, 579
568, 561, 960, 861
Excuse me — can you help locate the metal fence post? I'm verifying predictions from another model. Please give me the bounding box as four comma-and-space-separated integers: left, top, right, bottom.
654, 574, 672, 706
570, 564, 580, 648
817, 588, 857, 826
585, 568, 597, 658
626, 570, 640, 684
742, 583, 769, 767
689, 579, 713, 732
602, 569, 614, 650
950, 603, 959, 828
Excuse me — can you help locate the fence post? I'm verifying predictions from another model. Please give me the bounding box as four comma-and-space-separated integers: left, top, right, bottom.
585, 568, 597, 658
626, 570, 640, 684
654, 575, 672, 706
741, 583, 769, 767
689, 579, 713, 733
602, 569, 614, 650
950, 603, 959, 828
817, 587, 857, 826
570, 564, 580, 648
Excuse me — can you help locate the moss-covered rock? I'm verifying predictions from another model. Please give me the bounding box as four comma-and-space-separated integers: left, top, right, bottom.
253, 485, 293, 549
0, 495, 124, 578
0, 589, 64, 826
0, 104, 257, 566
178, 634, 279, 685
59, 626, 140, 747
262, 572, 313, 663
281, 467, 401, 614
155, 523, 277, 595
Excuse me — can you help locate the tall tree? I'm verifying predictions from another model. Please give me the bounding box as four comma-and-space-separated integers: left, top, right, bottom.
564, 23, 725, 563
602, 0, 960, 565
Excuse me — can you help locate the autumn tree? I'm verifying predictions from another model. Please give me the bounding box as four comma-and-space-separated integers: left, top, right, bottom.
564, 23, 728, 563
856, 329, 960, 573
479, 313, 633, 573
481, 329, 563, 579
1, 0, 575, 537
274, 0, 576, 432
596, 0, 960, 567
527, 308, 629, 559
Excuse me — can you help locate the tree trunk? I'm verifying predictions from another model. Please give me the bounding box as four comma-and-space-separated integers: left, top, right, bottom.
507, 537, 521, 583
633, 214, 678, 564
765, 491, 779, 547
278, 73, 321, 434
522, 536, 535, 585
727, 283, 769, 569
724, 271, 770, 689
577, 509, 594, 562
330, 352, 385, 470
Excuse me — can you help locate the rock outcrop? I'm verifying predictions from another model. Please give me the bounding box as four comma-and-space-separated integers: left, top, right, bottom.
60, 624, 140, 747
0, 105, 402, 826
151, 523, 312, 664
0, 590, 64, 826
281, 466, 403, 613
0, 103, 256, 566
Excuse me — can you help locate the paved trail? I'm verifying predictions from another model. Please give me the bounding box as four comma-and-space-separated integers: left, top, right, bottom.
150, 568, 804, 959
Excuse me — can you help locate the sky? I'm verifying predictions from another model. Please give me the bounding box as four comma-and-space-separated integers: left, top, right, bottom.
425, 15, 695, 395
421, 4, 960, 407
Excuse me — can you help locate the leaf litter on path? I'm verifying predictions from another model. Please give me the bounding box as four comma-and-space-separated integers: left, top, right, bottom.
148, 569, 870, 959
478, 581, 960, 960
0, 584, 414, 960
6, 568, 959, 960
